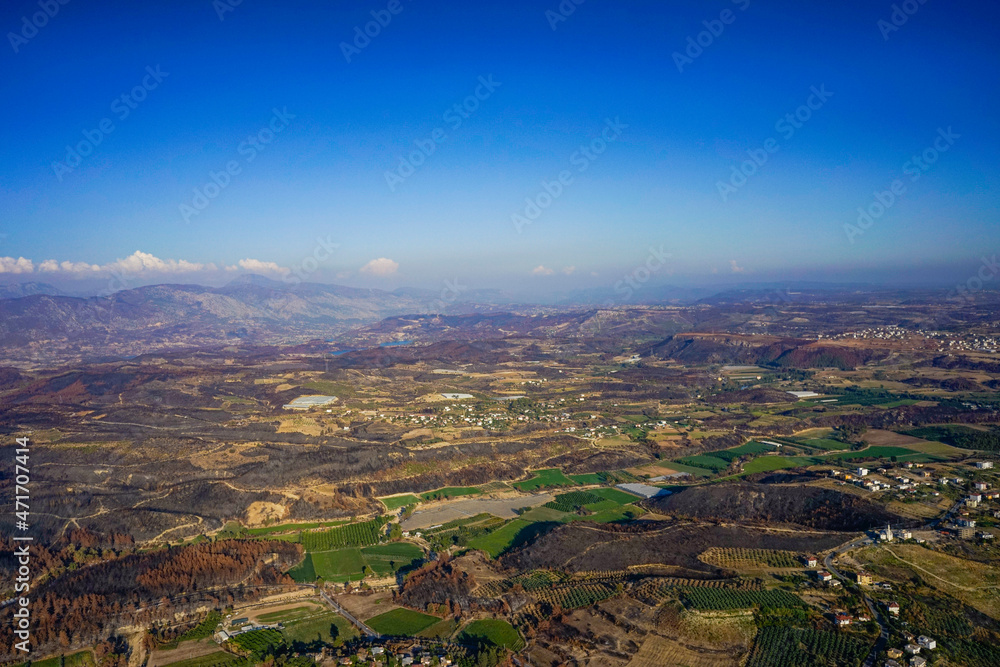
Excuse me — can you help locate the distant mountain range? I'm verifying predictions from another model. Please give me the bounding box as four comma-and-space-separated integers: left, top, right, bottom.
0, 277, 440, 363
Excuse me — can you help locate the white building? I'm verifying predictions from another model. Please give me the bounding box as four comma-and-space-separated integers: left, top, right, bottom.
857, 467, 869, 477
975, 461, 994, 469
917, 636, 936, 650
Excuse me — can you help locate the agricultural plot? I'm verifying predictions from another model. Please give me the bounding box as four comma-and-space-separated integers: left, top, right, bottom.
798, 437, 852, 451
589, 487, 639, 505
567, 473, 603, 484
544, 491, 604, 512
700, 548, 803, 570
293, 543, 423, 582
245, 519, 347, 536
656, 460, 714, 478
745, 626, 870, 667
710, 442, 774, 462
365, 608, 440, 636
512, 468, 577, 491
680, 588, 806, 611
676, 455, 729, 471
826, 446, 915, 462
379, 494, 421, 510
459, 620, 525, 651
626, 634, 741, 667
157, 611, 221, 649
300, 517, 387, 551
228, 629, 284, 657
468, 519, 533, 557
281, 610, 357, 647
740, 456, 815, 474
533, 581, 619, 609
30, 650, 96, 667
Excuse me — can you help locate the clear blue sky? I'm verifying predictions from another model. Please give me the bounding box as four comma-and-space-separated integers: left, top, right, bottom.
1, 0, 998, 293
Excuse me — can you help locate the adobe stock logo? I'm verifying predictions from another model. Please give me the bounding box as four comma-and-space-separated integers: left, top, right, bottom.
51, 66, 169, 182
845, 127, 959, 244
7, 0, 71, 53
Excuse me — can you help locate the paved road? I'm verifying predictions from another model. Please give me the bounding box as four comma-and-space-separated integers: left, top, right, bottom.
824, 538, 887, 667
318, 589, 380, 638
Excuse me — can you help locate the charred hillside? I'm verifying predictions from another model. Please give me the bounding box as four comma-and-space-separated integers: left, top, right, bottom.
646, 482, 910, 531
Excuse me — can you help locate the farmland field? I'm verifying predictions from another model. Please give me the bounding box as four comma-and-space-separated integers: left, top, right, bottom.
826, 446, 915, 461
589, 487, 640, 505
745, 626, 870, 667
281, 610, 357, 647
676, 455, 729, 471
700, 547, 803, 569
657, 460, 715, 477
30, 650, 96, 667
512, 468, 577, 491
380, 494, 421, 510
300, 517, 387, 551
740, 456, 813, 474
292, 543, 423, 582
468, 519, 533, 557
365, 608, 440, 636
626, 634, 742, 667
459, 619, 525, 651
680, 588, 806, 611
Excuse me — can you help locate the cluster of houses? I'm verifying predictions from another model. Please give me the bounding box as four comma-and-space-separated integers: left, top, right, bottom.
884, 634, 936, 667
317, 644, 453, 666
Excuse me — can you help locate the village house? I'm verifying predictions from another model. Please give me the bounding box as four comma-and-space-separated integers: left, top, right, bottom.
917, 635, 936, 650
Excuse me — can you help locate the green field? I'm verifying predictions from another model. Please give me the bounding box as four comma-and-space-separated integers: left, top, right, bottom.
676, 455, 730, 471
158, 611, 222, 649
287, 553, 316, 582
379, 494, 421, 510
420, 487, 481, 501
281, 610, 357, 647
418, 618, 460, 640
798, 437, 852, 451
741, 456, 814, 474
710, 441, 774, 461
826, 446, 915, 461
257, 605, 319, 623
459, 619, 526, 651
365, 608, 440, 636
27, 650, 96, 667
658, 460, 715, 477
567, 472, 603, 484
299, 517, 387, 551
290, 543, 423, 582
245, 519, 348, 536
468, 519, 533, 557
512, 468, 577, 491
589, 487, 638, 504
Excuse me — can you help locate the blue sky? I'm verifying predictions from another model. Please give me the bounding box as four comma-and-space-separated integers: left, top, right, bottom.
1, 0, 998, 294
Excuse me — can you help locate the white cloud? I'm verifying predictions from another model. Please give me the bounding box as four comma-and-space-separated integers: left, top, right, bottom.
730, 260, 746, 274
106, 250, 207, 275
532, 265, 555, 276
0, 257, 34, 274
227, 258, 290, 275
562, 266, 576, 275
39, 259, 102, 274
360, 257, 399, 276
